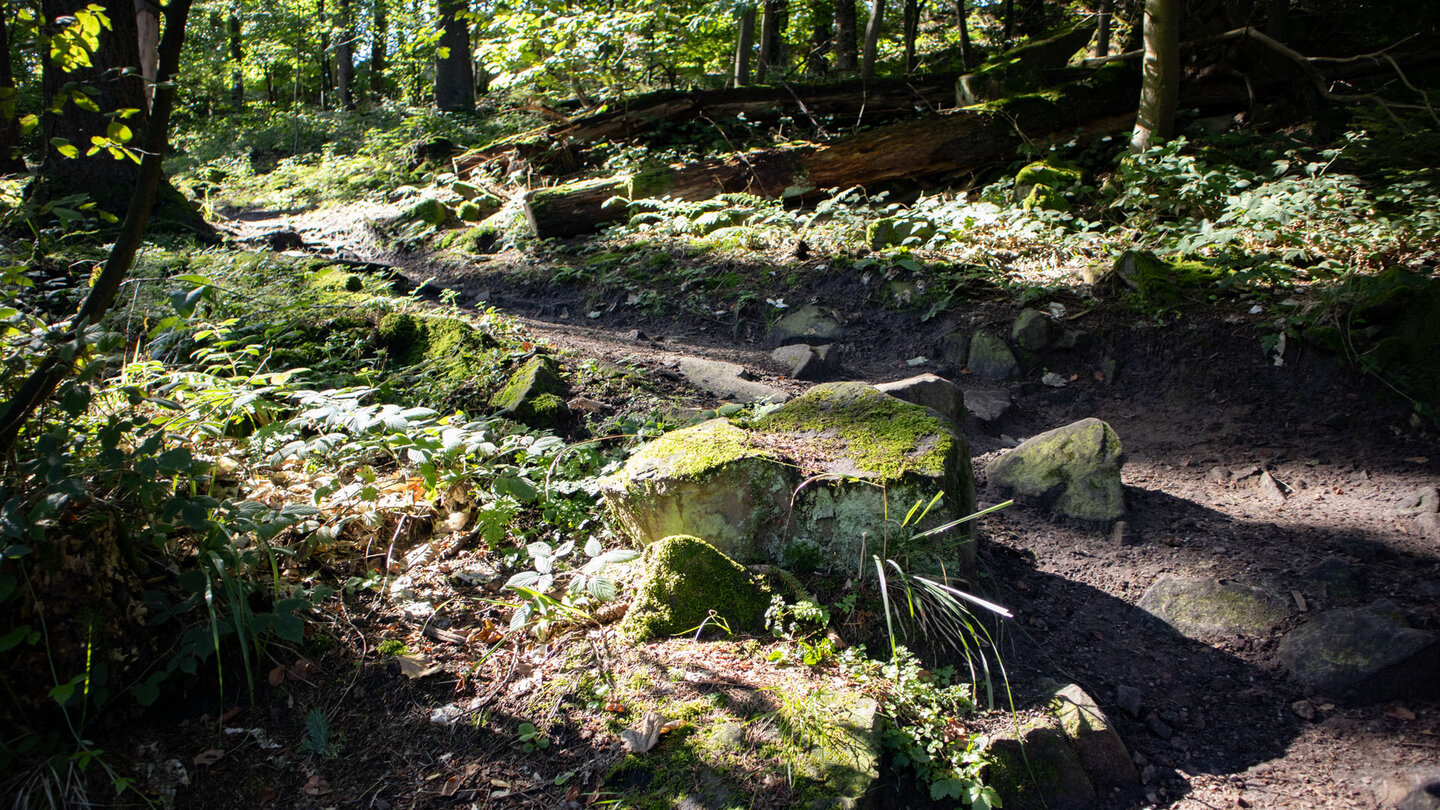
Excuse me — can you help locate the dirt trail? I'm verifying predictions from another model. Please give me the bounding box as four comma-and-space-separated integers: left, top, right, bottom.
218, 202, 1440, 809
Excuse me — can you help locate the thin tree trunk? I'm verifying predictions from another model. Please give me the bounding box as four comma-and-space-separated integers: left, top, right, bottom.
835, 0, 857, 69
1002, 0, 1013, 41
318, 0, 331, 109
1131, 0, 1178, 152
370, 0, 387, 99
758, 0, 779, 81
228, 14, 243, 110
809, 0, 832, 77
861, 0, 885, 79
0, 0, 195, 465
955, 0, 974, 69
0, 5, 24, 173
902, 0, 919, 73
1094, 0, 1112, 56
434, 0, 474, 111
734, 6, 755, 86
336, 0, 354, 109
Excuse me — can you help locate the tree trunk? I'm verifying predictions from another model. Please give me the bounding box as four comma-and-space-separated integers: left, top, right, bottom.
955, 0, 974, 69
1130, 0, 1178, 152
1095, 0, 1112, 56
40, 0, 149, 212
135, 0, 159, 109
835, 0, 857, 69
808, 0, 832, 77
336, 0, 354, 109
371, 0, 387, 99
434, 0, 474, 111
1265, 0, 1286, 41
0, 5, 25, 173
861, 0, 884, 79
902, 0, 919, 73
228, 14, 243, 110
1002, 0, 1013, 41
734, 6, 756, 86
524, 71, 1143, 237
758, 0, 781, 81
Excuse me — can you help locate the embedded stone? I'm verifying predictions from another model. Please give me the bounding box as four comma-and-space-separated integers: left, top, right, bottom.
771, 343, 839, 380
968, 333, 1019, 380
1012, 308, 1057, 351
941, 331, 971, 367
1277, 606, 1439, 701
677, 357, 789, 404
619, 535, 771, 641
874, 373, 968, 425
1138, 576, 1291, 639
988, 716, 1097, 810
488, 356, 569, 428
986, 418, 1125, 522
964, 389, 1013, 423
1037, 679, 1138, 789
771, 304, 844, 346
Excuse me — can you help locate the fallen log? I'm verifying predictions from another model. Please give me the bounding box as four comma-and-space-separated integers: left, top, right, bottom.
523, 66, 1143, 239
457, 74, 966, 178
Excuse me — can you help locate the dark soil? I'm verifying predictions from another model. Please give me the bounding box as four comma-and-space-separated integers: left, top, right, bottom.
110, 208, 1439, 810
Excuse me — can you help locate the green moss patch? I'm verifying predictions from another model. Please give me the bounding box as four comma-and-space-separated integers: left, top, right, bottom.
620, 535, 772, 641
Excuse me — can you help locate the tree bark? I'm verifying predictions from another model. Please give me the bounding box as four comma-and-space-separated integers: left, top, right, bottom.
861, 0, 884, 79
370, 0, 387, 99
434, 0, 474, 111
734, 6, 756, 86
835, 0, 857, 69
758, 0, 783, 82
135, 0, 159, 110
0, 0, 194, 464
228, 13, 243, 110
1130, 0, 1179, 152
336, 0, 354, 109
523, 71, 1143, 237
0, 4, 25, 173
808, 0, 832, 77
318, 0, 331, 108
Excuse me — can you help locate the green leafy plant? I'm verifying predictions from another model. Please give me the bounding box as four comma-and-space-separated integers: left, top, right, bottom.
516, 721, 550, 753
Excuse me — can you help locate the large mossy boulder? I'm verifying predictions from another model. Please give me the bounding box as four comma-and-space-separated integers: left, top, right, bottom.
1277, 604, 1439, 701
601, 382, 977, 576
599, 419, 793, 562
986, 418, 1125, 522
620, 535, 772, 641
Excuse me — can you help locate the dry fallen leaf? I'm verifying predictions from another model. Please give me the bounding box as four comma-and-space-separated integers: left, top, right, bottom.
398, 654, 442, 679
193, 748, 225, 766
1386, 706, 1417, 721
301, 774, 331, 796
267, 665, 286, 687
257, 786, 277, 803
621, 711, 667, 754
440, 775, 463, 797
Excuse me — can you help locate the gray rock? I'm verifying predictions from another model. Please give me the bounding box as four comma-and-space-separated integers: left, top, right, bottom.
964, 389, 1013, 423
1012, 309, 1056, 352
771, 304, 844, 346
1398, 780, 1440, 810
488, 356, 570, 428
1277, 606, 1439, 701
968, 333, 1019, 380
941, 331, 971, 367
1038, 680, 1138, 788
771, 343, 840, 380
677, 357, 789, 404
874, 373, 968, 424
986, 418, 1126, 522
1138, 576, 1291, 639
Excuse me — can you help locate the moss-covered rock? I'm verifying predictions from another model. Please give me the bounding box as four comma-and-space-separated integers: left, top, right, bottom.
1277, 605, 1438, 701
620, 535, 772, 641
1137, 576, 1290, 639
866, 216, 936, 250
1111, 250, 1224, 307
1015, 160, 1084, 211
987, 716, 1097, 810
376, 311, 504, 409
599, 419, 792, 562
967, 332, 1019, 380
489, 356, 570, 429
602, 382, 978, 577
986, 418, 1125, 522
402, 197, 453, 227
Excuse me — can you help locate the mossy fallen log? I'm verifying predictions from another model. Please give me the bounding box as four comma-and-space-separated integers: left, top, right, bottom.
523, 67, 1142, 238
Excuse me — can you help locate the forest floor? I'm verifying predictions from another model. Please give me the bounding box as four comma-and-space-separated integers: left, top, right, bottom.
120, 200, 1440, 810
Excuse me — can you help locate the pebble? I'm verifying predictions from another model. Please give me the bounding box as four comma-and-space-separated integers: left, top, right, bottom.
1117, 684, 1144, 717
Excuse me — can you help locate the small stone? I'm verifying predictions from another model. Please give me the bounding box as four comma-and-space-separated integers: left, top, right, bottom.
1116, 684, 1144, 718
1290, 699, 1317, 720
1041, 371, 1068, 387
1207, 467, 1231, 484
625, 329, 649, 341
941, 331, 971, 366
1145, 714, 1173, 740
875, 373, 968, 424
964, 389, 1012, 423
967, 332, 1019, 380
770, 304, 844, 346
1012, 308, 1057, 351
1259, 470, 1288, 504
